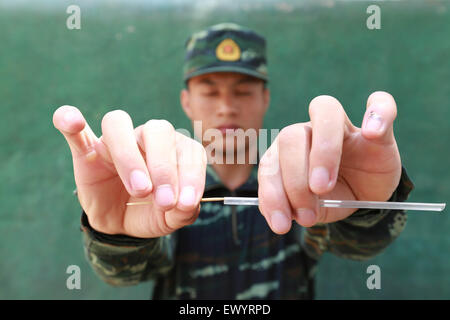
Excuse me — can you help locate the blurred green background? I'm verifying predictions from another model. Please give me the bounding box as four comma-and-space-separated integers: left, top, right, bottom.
0, 0, 449, 299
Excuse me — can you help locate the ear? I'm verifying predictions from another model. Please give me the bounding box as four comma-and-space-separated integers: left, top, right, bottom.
180, 88, 193, 120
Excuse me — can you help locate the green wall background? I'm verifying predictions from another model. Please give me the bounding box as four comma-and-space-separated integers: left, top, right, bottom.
0, 0, 449, 299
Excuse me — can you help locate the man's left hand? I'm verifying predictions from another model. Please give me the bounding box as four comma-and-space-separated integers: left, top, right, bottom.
258, 91, 402, 234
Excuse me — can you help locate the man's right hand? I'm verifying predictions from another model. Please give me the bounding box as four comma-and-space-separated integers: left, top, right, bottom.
53, 106, 207, 238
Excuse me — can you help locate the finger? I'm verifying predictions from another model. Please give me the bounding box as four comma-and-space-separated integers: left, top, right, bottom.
134, 124, 146, 157
278, 124, 319, 227
308, 95, 349, 195
101, 110, 153, 198
175, 134, 207, 211
142, 119, 178, 210
161, 205, 202, 235
258, 139, 293, 234
362, 91, 397, 145
53, 105, 99, 158
164, 134, 207, 228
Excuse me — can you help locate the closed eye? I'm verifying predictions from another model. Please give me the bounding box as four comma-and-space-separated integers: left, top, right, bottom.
202, 91, 219, 97
235, 91, 252, 96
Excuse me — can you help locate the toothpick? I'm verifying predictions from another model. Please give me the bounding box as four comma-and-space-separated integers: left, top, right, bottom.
126, 197, 224, 206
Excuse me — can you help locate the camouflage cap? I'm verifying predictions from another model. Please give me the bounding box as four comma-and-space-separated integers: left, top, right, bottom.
183, 22, 268, 82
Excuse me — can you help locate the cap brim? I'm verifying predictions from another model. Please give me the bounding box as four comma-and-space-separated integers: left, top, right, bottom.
184, 66, 268, 82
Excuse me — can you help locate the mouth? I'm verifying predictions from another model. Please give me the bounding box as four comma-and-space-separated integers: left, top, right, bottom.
216, 125, 241, 135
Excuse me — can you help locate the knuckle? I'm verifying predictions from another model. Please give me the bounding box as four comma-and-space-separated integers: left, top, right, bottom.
102, 109, 131, 127
278, 125, 296, 142
201, 146, 207, 165
316, 207, 330, 224
180, 134, 202, 150
88, 215, 110, 234
369, 91, 394, 101
180, 209, 200, 226
116, 152, 140, 166
310, 95, 340, 106
181, 140, 207, 167
149, 162, 175, 180
315, 140, 340, 155
309, 95, 343, 113
278, 124, 307, 148
145, 119, 175, 133
258, 152, 279, 177
284, 181, 310, 205
158, 216, 174, 235
161, 216, 175, 235
191, 136, 205, 150
164, 210, 197, 232
192, 139, 207, 165
284, 174, 309, 194
258, 150, 272, 169
56, 105, 76, 116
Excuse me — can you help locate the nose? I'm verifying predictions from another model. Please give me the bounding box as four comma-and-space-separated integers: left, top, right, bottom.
217, 92, 238, 117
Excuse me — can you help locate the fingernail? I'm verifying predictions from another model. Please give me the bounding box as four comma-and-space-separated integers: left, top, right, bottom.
155, 184, 175, 207
365, 111, 383, 132
310, 167, 330, 191
296, 208, 316, 226
179, 186, 196, 207
271, 211, 291, 233
130, 170, 151, 191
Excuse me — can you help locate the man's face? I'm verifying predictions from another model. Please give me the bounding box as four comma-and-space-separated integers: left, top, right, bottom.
180, 72, 270, 158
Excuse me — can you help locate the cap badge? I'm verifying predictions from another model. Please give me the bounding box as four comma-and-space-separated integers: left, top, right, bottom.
216, 38, 241, 61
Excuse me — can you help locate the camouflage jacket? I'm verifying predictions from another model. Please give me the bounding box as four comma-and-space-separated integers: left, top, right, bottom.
80, 165, 415, 299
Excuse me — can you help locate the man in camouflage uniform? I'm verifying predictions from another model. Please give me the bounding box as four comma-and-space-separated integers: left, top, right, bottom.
53, 23, 414, 299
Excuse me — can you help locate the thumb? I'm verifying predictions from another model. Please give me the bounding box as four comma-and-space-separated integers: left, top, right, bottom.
361, 91, 397, 145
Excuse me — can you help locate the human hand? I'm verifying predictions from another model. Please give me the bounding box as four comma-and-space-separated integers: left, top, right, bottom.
258, 92, 402, 234
53, 106, 207, 238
